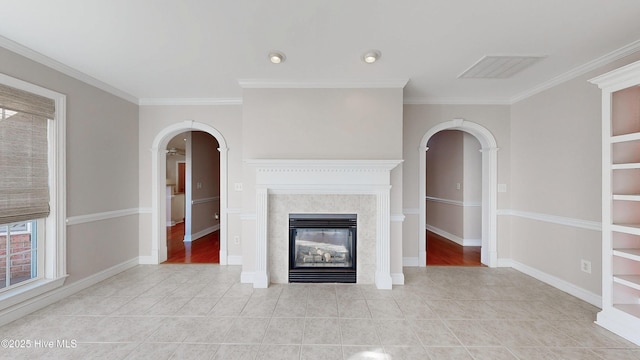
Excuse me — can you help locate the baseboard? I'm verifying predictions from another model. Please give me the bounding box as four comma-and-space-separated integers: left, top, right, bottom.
426, 225, 481, 246
240, 272, 254, 284
496, 258, 513, 267
138, 255, 157, 264
509, 259, 602, 308
227, 255, 243, 265
0, 257, 139, 327
391, 272, 405, 285
403, 257, 420, 267
184, 224, 220, 242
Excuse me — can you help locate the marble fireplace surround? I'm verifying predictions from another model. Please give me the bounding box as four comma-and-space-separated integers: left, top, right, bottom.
246, 159, 402, 290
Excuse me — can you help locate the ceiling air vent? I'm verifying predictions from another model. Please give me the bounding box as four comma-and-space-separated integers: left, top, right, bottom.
458, 55, 545, 79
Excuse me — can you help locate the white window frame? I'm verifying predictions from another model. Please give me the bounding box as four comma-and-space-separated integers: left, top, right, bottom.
0, 73, 67, 311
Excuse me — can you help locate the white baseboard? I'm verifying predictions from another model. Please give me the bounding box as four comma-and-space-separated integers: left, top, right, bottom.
0, 258, 139, 327
403, 257, 420, 267
240, 272, 254, 284
427, 225, 481, 246
184, 224, 220, 242
138, 255, 157, 265
227, 255, 243, 265
509, 259, 602, 308
496, 258, 513, 267
391, 272, 405, 285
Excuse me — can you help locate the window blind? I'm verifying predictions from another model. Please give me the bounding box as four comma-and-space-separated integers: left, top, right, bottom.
0, 83, 55, 224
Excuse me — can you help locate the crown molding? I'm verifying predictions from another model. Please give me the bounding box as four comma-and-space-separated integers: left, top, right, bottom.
403, 97, 512, 105
138, 98, 242, 106
0, 35, 138, 104
238, 78, 409, 89
511, 39, 640, 104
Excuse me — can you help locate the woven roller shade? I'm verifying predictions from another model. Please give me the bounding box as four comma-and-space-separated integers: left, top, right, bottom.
0, 83, 55, 119
0, 83, 53, 225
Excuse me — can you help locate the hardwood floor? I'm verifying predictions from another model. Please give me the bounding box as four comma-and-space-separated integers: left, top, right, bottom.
164, 222, 220, 263
426, 230, 482, 266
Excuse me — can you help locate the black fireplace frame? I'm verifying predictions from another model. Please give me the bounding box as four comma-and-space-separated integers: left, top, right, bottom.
288, 213, 357, 283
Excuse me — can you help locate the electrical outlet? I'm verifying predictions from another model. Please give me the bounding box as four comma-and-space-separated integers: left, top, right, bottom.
234, 183, 243, 191
456, 183, 461, 190
581, 259, 591, 274
234, 236, 240, 245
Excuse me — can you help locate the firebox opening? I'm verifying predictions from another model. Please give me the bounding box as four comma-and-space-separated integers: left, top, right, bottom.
289, 213, 357, 283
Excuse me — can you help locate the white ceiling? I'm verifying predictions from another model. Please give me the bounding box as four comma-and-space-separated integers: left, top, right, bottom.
1, 0, 640, 104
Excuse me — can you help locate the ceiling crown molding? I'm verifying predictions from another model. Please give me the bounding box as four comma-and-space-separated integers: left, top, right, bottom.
237, 78, 409, 89
0, 35, 138, 104
403, 97, 512, 105
138, 98, 242, 106
511, 39, 640, 104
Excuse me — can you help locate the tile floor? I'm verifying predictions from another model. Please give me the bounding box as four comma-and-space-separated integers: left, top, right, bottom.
0, 265, 638, 359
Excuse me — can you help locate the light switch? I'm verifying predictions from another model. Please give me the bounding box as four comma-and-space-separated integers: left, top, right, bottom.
498, 184, 507, 193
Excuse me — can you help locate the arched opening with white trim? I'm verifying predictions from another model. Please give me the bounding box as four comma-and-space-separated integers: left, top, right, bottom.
419, 119, 498, 267
151, 121, 229, 264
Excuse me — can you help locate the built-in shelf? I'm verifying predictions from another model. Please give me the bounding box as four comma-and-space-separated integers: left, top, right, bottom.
614, 275, 640, 291
613, 194, 640, 201
612, 163, 640, 170
611, 225, 640, 236
611, 132, 640, 143
613, 248, 640, 262
614, 304, 640, 318
591, 60, 640, 346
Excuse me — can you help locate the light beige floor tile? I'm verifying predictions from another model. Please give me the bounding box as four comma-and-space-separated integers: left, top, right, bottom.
306, 297, 338, 318
338, 299, 371, 318
424, 346, 474, 359
255, 344, 300, 360
1, 264, 638, 360
303, 317, 341, 345
169, 343, 219, 360
339, 318, 380, 345
591, 348, 640, 360
342, 346, 389, 360
382, 345, 429, 360
124, 342, 180, 360
466, 346, 518, 360
209, 296, 249, 316
409, 319, 461, 346
366, 299, 404, 319
182, 317, 235, 343
300, 345, 343, 360
273, 296, 307, 317
224, 317, 270, 344
374, 320, 420, 346
211, 344, 259, 360
262, 317, 304, 344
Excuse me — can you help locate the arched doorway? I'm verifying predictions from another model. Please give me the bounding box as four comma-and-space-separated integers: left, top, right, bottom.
419, 119, 498, 267
151, 121, 229, 265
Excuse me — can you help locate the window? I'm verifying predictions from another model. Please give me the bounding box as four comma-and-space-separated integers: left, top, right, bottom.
0, 74, 66, 309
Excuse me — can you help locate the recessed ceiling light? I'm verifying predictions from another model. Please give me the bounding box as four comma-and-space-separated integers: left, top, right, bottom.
362, 50, 381, 64
268, 51, 286, 64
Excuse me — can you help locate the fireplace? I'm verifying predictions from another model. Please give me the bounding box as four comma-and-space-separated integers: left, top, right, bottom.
246, 159, 402, 289
289, 213, 356, 283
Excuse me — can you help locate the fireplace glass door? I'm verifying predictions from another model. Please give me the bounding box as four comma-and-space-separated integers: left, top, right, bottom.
293, 228, 352, 268
289, 214, 356, 283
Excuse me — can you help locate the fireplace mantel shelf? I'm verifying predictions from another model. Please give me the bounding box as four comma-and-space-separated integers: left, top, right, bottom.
245, 159, 403, 171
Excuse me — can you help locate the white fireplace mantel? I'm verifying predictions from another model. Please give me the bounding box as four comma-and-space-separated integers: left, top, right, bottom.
246, 159, 402, 289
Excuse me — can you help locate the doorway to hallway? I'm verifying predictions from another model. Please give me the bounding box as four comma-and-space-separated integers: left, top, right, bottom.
164, 222, 220, 263
426, 230, 482, 266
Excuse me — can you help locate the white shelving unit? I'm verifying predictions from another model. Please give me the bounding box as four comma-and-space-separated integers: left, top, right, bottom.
590, 60, 640, 346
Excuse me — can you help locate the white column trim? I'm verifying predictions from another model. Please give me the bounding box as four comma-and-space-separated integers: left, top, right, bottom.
253, 188, 269, 288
